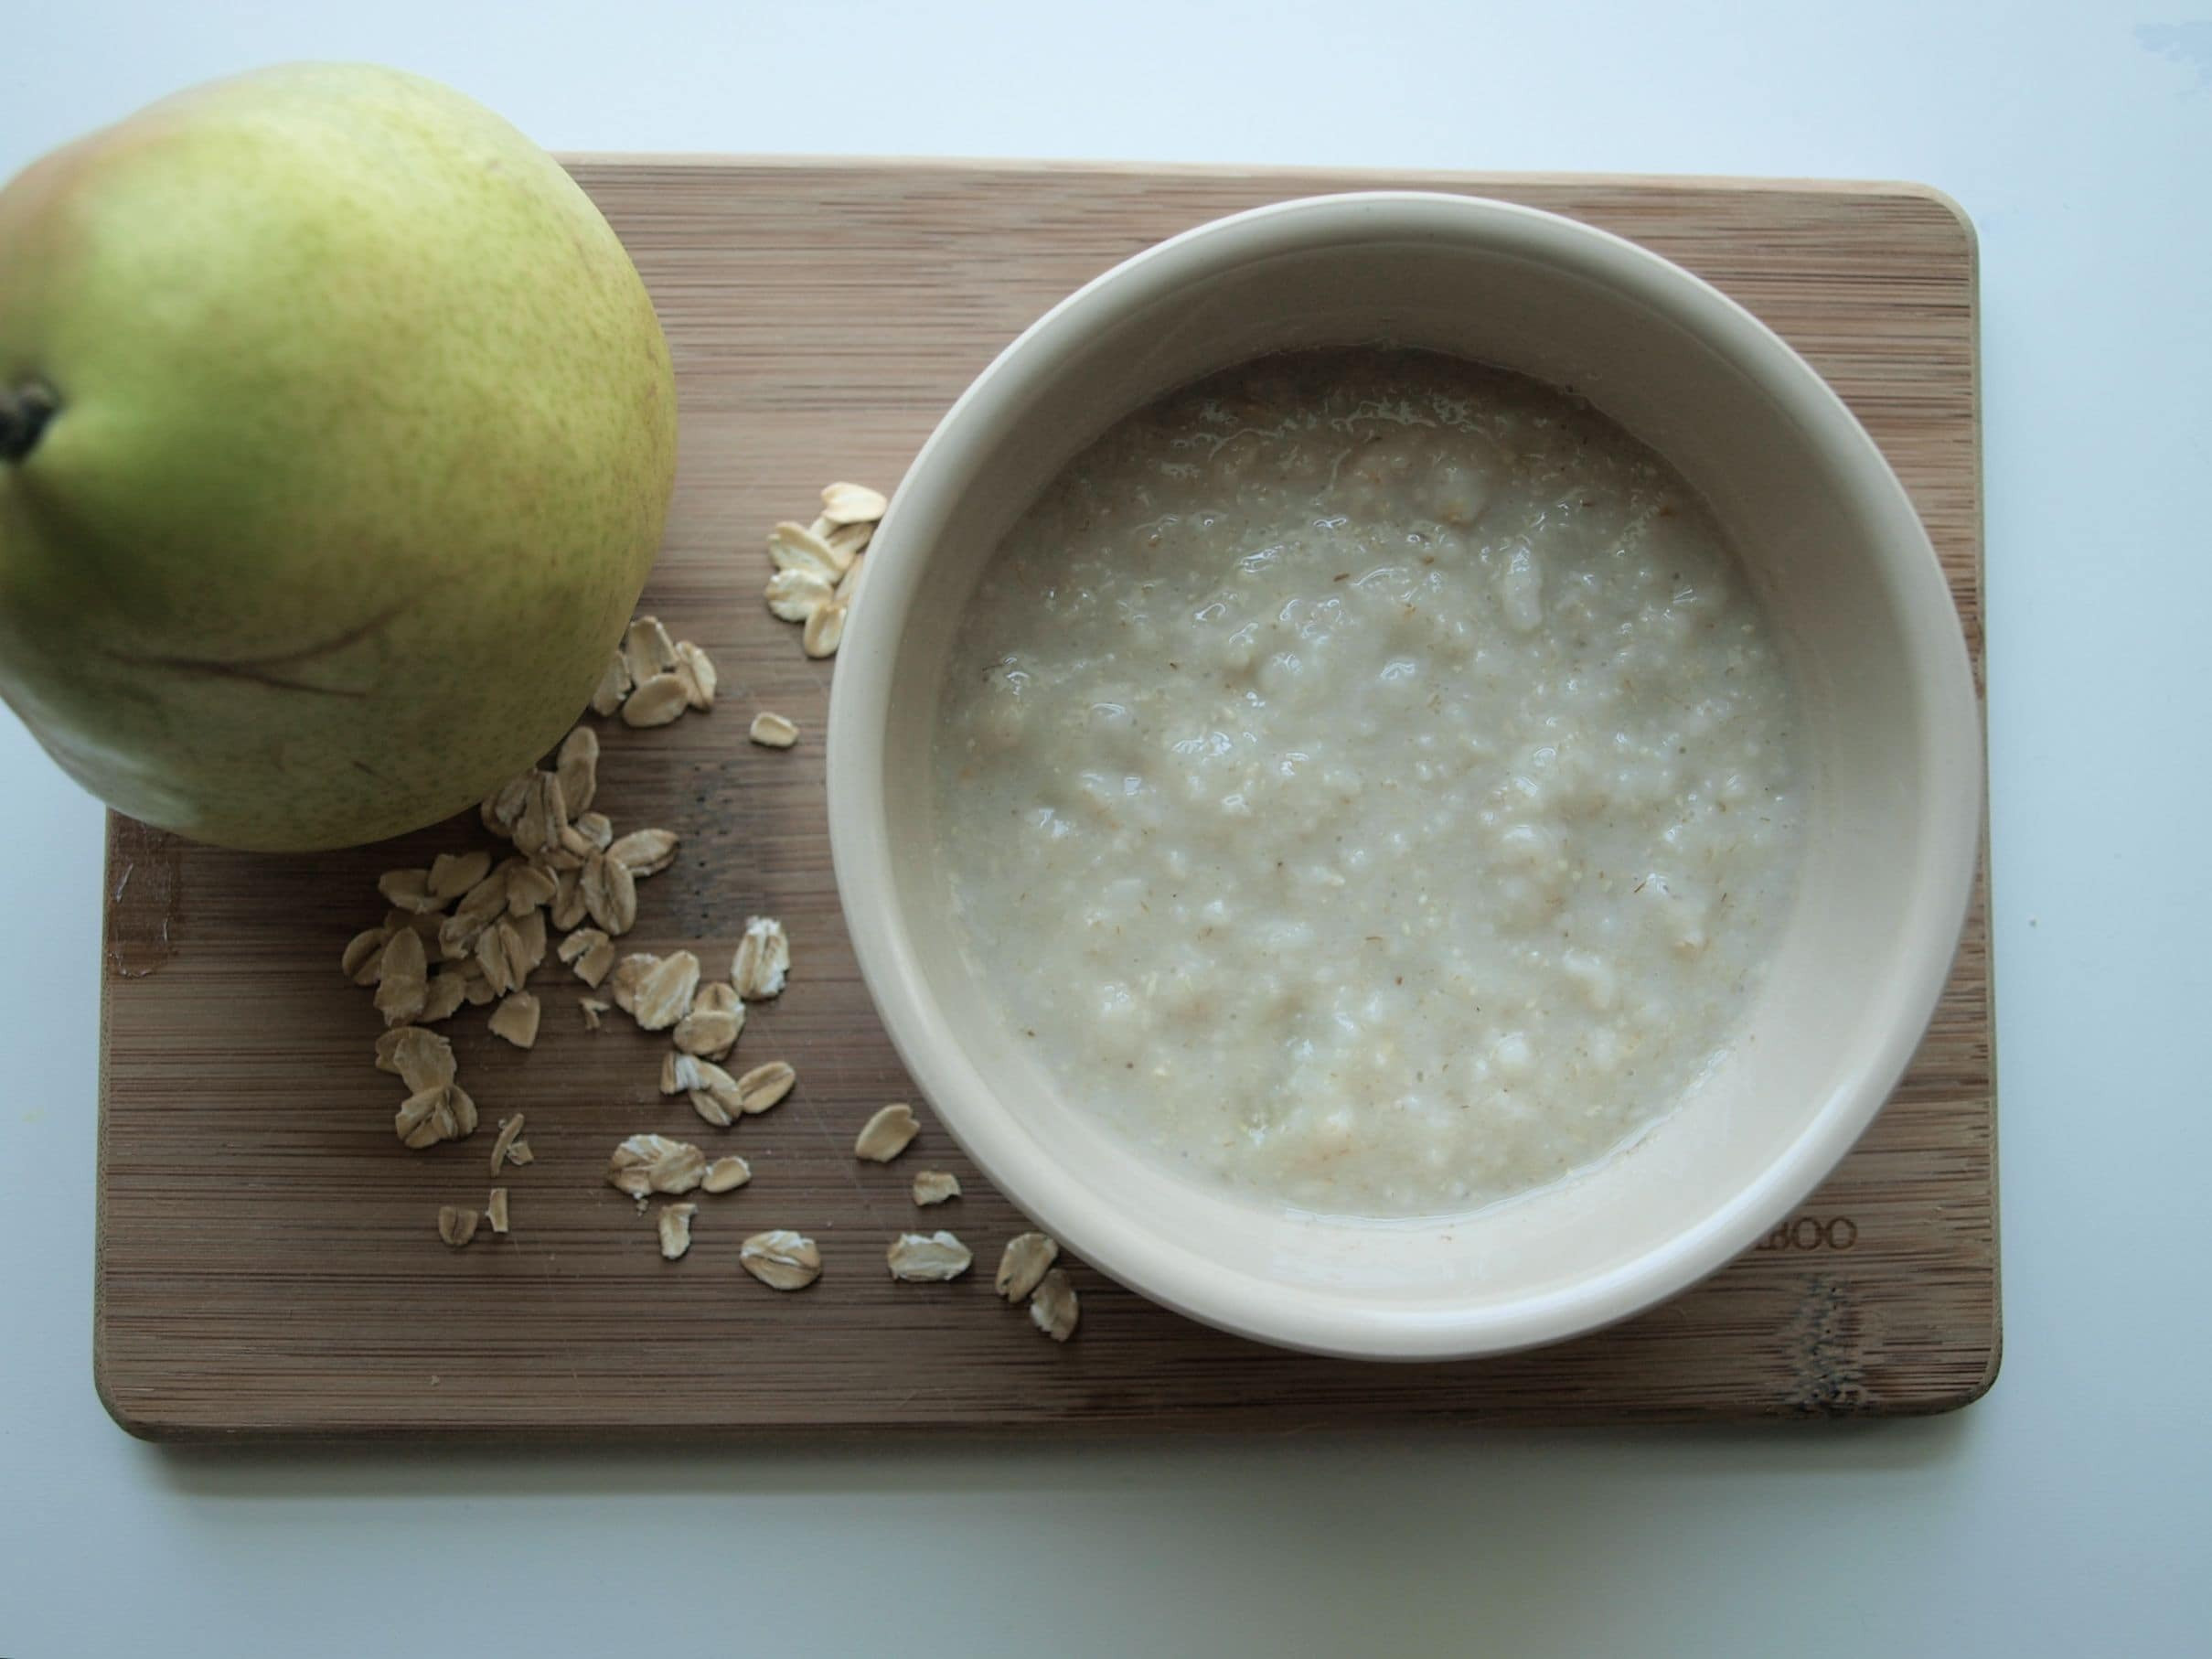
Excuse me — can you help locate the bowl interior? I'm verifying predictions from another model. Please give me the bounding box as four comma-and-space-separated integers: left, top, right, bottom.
836, 195, 1980, 1357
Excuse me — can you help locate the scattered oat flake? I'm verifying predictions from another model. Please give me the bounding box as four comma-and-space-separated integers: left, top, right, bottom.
498, 909, 544, 978
732, 915, 789, 1001
510, 770, 569, 858
370, 1024, 419, 1072
378, 868, 440, 914
372, 927, 429, 1027
911, 1169, 962, 1206
475, 920, 520, 995
671, 999, 743, 1061
622, 615, 679, 685
482, 770, 534, 840
459, 960, 497, 1006
804, 519, 856, 574
739, 1229, 819, 1290
663, 1053, 741, 1126
443, 863, 514, 958
674, 641, 717, 711
765, 567, 834, 623
801, 598, 847, 658
702, 1154, 753, 1193
486, 1187, 510, 1235
581, 937, 615, 985
854, 1102, 919, 1162
540, 831, 584, 874
608, 952, 657, 1013
607, 828, 679, 877
342, 926, 389, 981
749, 712, 799, 749
559, 926, 614, 987
887, 1231, 972, 1282
574, 810, 614, 850
436, 923, 477, 972
621, 671, 690, 728
470, 921, 511, 991
835, 551, 867, 605
579, 997, 610, 1031
735, 1060, 796, 1115
490, 1114, 527, 1174
824, 519, 873, 564
510, 909, 549, 973
375, 1025, 455, 1093
428, 850, 491, 901
419, 969, 467, 1022
397, 1083, 477, 1150
438, 1205, 480, 1247
556, 725, 600, 815
350, 940, 391, 990
549, 863, 586, 929
819, 481, 888, 526
506, 862, 558, 916
356, 938, 397, 987
658, 1202, 698, 1261
767, 520, 841, 583
488, 990, 541, 1049
632, 950, 701, 1031
505, 1138, 535, 1167
996, 1233, 1061, 1301
392, 1090, 440, 1150
692, 1077, 743, 1129
590, 650, 633, 717
1029, 1268, 1079, 1342
690, 1095, 732, 1129
606, 1134, 708, 1199
581, 851, 638, 935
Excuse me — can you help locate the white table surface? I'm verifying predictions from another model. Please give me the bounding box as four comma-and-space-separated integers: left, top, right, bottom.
4, 2, 2207, 1653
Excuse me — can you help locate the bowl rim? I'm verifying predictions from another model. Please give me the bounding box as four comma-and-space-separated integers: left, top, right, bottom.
826, 190, 1983, 1361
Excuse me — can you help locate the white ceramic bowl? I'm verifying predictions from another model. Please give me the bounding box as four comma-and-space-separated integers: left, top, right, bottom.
827, 192, 1981, 1360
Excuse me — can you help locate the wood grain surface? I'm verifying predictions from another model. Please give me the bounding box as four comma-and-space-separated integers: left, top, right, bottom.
94, 159, 1993, 1438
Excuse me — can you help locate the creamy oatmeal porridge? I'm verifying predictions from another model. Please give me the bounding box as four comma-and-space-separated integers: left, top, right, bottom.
931, 349, 1806, 1217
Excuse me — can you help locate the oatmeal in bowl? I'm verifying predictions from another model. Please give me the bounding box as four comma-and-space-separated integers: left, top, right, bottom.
935, 349, 1806, 1217
828, 193, 1980, 1358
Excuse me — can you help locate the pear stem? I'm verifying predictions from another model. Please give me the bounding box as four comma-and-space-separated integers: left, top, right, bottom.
0, 379, 59, 464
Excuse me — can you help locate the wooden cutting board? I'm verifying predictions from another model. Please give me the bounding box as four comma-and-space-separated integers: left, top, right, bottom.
94, 158, 1994, 1438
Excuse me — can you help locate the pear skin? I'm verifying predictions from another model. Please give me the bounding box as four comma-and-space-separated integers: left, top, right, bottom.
0, 64, 677, 850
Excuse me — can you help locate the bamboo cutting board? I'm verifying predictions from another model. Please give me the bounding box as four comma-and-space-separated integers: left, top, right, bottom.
95, 159, 1994, 1438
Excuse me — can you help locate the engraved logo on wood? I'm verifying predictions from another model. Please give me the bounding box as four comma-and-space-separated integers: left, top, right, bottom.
1756, 1215, 1858, 1252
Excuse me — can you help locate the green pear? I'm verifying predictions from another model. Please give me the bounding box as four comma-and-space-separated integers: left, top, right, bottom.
0, 64, 676, 851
